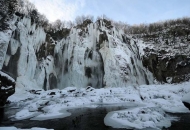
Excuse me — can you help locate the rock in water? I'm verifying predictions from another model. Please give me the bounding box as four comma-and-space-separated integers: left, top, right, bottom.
182, 102, 190, 110
0, 71, 15, 106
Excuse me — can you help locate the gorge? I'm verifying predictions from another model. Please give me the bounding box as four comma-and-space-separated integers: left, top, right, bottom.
0, 0, 190, 129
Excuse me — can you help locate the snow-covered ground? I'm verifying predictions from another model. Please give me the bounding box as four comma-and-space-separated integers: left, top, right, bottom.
6, 82, 190, 130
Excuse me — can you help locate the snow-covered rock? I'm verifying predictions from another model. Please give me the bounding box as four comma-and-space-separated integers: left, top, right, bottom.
142, 44, 190, 83
1, 10, 154, 90
104, 106, 173, 130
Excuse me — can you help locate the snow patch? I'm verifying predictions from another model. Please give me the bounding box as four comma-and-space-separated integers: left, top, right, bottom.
104, 106, 174, 129
182, 92, 190, 104
0, 127, 53, 130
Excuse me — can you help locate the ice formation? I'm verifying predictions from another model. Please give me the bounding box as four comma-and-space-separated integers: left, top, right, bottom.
1, 16, 154, 90
52, 20, 153, 89
0, 127, 53, 130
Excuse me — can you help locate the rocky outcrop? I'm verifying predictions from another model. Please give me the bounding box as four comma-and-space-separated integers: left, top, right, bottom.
133, 21, 190, 83
183, 102, 190, 110
142, 44, 190, 83
0, 71, 15, 106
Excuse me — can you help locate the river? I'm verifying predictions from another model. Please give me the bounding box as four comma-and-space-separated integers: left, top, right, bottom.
0, 105, 190, 130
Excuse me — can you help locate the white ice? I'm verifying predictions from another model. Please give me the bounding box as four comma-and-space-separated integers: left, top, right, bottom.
0, 127, 53, 130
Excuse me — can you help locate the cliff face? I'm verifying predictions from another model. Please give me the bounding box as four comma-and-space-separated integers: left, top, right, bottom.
1, 14, 154, 90
138, 25, 190, 83
0, 0, 190, 91
142, 46, 190, 83
52, 20, 153, 89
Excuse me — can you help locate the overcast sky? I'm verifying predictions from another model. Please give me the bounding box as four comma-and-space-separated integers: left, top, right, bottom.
28, 0, 190, 25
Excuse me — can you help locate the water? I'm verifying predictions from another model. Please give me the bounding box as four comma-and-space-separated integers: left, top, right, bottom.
0, 106, 190, 130
0, 105, 129, 130
163, 113, 190, 130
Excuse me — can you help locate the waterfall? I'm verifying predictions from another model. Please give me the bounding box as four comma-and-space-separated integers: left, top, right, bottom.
1, 17, 153, 90
54, 20, 153, 89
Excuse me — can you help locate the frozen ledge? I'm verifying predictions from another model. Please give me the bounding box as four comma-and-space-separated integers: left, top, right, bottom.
0, 127, 53, 130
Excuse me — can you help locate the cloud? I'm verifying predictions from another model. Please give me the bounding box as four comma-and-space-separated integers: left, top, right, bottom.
29, 0, 190, 24
28, 0, 86, 22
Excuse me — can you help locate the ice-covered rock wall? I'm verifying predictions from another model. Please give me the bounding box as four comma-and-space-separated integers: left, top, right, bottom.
53, 20, 153, 89
0, 9, 154, 90
0, 15, 17, 70
98, 23, 153, 87
54, 23, 105, 89
2, 16, 47, 90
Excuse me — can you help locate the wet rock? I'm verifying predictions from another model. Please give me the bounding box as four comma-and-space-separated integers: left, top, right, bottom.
48, 92, 56, 95
183, 102, 190, 110
68, 89, 76, 93
49, 73, 57, 89
29, 90, 42, 95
